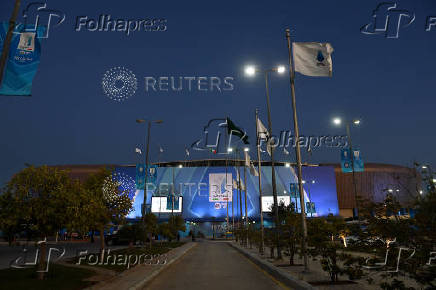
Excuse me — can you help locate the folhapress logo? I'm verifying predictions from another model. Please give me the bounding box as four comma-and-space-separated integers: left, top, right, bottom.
12, 2, 65, 39
75, 15, 167, 36
361, 2, 415, 38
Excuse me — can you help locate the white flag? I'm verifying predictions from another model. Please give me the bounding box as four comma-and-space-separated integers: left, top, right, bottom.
185, 148, 190, 156
266, 139, 275, 157
135, 148, 142, 154
257, 118, 269, 140
284, 147, 290, 155
159, 146, 164, 153
244, 151, 251, 167
293, 42, 334, 77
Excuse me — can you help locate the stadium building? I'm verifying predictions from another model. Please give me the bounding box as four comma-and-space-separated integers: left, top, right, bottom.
56, 160, 420, 222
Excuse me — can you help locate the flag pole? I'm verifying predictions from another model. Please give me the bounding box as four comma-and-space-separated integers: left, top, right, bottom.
285, 28, 309, 271
255, 109, 265, 254
0, 0, 21, 87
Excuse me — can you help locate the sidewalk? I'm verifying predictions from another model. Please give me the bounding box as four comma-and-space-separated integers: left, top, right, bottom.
84, 242, 197, 290
229, 242, 368, 290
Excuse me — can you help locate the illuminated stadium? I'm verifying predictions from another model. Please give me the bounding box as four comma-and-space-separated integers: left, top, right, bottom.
53, 160, 419, 236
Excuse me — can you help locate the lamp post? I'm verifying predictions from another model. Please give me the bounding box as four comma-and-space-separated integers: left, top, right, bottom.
136, 119, 163, 221
245, 65, 285, 258
333, 117, 361, 221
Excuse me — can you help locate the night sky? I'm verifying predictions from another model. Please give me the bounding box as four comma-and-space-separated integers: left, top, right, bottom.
1, 0, 435, 185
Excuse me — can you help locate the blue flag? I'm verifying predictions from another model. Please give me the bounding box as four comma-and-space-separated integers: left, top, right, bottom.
0, 23, 45, 96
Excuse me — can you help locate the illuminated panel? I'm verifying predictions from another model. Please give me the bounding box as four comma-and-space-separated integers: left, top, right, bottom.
151, 196, 183, 213
261, 196, 291, 212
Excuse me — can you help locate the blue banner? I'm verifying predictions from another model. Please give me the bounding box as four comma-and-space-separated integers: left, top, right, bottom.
166, 195, 180, 211
290, 183, 300, 198
341, 148, 364, 173
352, 150, 364, 172
0, 23, 45, 96
135, 163, 146, 189
340, 148, 353, 173
306, 202, 316, 214
147, 165, 158, 185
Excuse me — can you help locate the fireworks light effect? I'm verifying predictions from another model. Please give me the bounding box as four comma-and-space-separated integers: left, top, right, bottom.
102, 172, 136, 204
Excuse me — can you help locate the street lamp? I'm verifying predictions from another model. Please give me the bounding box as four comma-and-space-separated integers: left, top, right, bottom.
333, 116, 361, 222
227, 147, 233, 153
245, 64, 286, 259
244, 147, 250, 152
136, 118, 163, 220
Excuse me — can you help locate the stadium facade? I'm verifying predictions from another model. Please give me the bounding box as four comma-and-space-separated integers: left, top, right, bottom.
56, 160, 420, 220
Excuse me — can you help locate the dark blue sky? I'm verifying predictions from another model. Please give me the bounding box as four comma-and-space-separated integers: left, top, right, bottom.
1, 0, 435, 185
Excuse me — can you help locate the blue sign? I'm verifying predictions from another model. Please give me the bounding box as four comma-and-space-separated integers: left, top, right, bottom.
0, 23, 45, 96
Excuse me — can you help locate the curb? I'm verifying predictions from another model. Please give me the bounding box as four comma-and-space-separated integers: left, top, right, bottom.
228, 242, 316, 290
127, 242, 197, 290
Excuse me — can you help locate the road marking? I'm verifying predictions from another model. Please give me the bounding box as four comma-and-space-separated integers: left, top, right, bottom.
234, 248, 291, 290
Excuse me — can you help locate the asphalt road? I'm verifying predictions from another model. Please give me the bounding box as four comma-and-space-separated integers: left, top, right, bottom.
144, 240, 286, 290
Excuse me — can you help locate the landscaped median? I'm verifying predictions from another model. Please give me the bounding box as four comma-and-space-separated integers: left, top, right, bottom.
228, 242, 316, 290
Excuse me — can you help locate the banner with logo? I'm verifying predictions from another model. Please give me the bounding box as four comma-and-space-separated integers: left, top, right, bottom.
0, 23, 45, 96
290, 183, 300, 198
147, 165, 158, 185
341, 148, 364, 173
166, 194, 179, 211
135, 163, 146, 189
352, 150, 364, 172
306, 202, 316, 214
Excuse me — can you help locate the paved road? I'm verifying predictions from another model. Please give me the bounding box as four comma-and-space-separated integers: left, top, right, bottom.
144, 241, 286, 290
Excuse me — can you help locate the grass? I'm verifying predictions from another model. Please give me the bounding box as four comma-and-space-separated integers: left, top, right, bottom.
70, 241, 185, 272
0, 264, 96, 290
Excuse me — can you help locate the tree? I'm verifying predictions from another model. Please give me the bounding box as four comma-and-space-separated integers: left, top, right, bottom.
83, 168, 132, 261
144, 212, 158, 247
159, 215, 186, 242
3, 166, 89, 280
